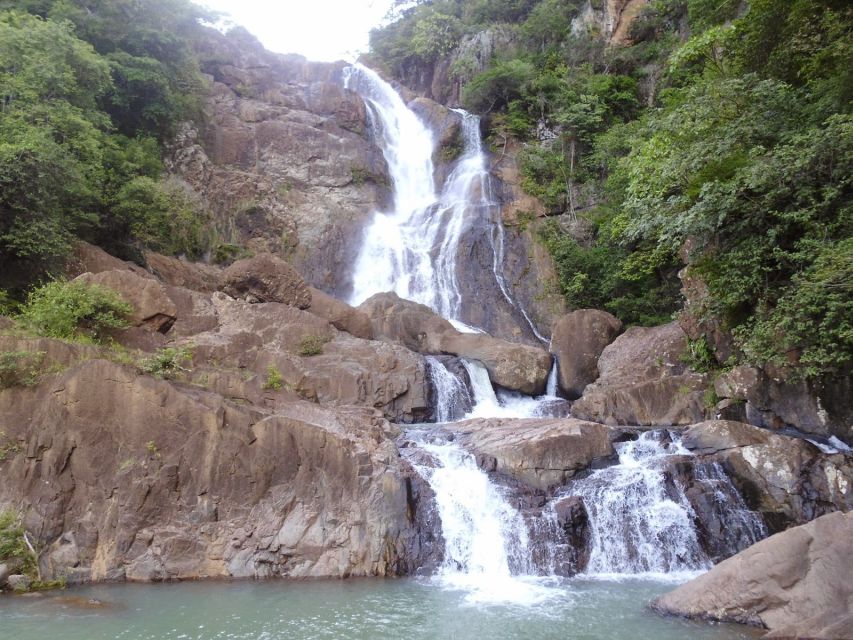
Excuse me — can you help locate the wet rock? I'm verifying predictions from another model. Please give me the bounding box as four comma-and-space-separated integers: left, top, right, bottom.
572, 322, 708, 426
681, 421, 853, 531
652, 511, 853, 639
74, 269, 178, 333
359, 292, 552, 394
0, 359, 427, 582
446, 417, 614, 490
550, 309, 623, 399
220, 253, 312, 309
549, 496, 592, 574
0, 562, 9, 587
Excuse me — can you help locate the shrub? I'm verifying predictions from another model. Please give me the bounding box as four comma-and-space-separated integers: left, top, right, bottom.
297, 335, 328, 357
138, 346, 193, 379
0, 510, 37, 578
0, 350, 45, 389
263, 365, 284, 391
20, 281, 132, 342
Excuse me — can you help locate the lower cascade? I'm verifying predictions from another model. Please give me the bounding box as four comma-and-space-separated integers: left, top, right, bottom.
402, 424, 768, 597
557, 431, 709, 577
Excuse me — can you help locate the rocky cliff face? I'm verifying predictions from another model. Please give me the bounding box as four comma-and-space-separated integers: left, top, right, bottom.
0, 356, 424, 582
167, 28, 390, 297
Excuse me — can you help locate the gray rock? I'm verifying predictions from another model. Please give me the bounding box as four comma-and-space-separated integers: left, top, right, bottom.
572, 322, 708, 426
652, 511, 853, 639
7, 574, 32, 591
550, 309, 623, 399
681, 421, 853, 531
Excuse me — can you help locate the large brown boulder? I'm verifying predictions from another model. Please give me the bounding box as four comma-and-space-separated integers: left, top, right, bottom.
714, 365, 853, 445
652, 511, 853, 639
359, 292, 552, 395
550, 309, 623, 399
681, 420, 853, 531
0, 359, 425, 583
170, 293, 429, 423
145, 251, 221, 293
572, 322, 708, 425
220, 253, 312, 309
74, 269, 177, 333
306, 287, 373, 340
65, 241, 150, 279
446, 417, 614, 490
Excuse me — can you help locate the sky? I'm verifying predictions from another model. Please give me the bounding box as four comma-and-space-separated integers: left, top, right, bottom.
200, 0, 398, 62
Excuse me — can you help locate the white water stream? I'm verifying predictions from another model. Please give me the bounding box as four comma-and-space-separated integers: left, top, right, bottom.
344, 65, 765, 605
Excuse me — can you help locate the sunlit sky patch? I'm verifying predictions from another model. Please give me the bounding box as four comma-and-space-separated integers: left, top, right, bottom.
200, 0, 398, 62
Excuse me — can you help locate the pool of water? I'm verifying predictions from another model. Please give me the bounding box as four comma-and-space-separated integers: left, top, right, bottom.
0, 576, 762, 640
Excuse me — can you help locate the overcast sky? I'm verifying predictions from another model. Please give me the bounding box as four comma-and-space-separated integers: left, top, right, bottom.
200, 0, 397, 62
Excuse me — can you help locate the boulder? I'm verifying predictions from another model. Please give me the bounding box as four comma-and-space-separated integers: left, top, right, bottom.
714, 365, 853, 445
6, 574, 31, 591
681, 421, 853, 531
0, 562, 9, 588
359, 292, 552, 395
73, 270, 178, 333
0, 359, 427, 583
549, 309, 623, 399
170, 293, 429, 423
572, 322, 708, 426
220, 254, 311, 309
145, 251, 221, 293
652, 511, 853, 639
446, 417, 614, 490
306, 287, 373, 339
65, 241, 150, 279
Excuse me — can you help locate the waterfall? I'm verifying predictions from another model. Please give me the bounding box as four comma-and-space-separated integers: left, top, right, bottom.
425, 357, 472, 423
564, 431, 710, 577
343, 64, 546, 341
402, 430, 557, 604
545, 357, 559, 397
461, 358, 568, 419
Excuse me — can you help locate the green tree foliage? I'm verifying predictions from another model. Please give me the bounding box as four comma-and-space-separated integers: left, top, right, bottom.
20, 280, 132, 342
372, 0, 853, 379
0, 0, 212, 285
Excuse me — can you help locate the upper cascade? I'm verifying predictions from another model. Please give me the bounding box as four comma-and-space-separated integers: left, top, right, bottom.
343, 64, 544, 339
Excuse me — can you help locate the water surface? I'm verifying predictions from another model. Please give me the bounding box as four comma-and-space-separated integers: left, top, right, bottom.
0, 577, 762, 640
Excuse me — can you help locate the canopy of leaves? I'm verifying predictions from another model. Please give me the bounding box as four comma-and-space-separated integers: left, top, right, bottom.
372, 0, 853, 380
0, 0, 212, 288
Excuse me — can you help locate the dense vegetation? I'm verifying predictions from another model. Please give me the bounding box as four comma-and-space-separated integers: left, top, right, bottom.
0, 0, 213, 290
370, 0, 852, 380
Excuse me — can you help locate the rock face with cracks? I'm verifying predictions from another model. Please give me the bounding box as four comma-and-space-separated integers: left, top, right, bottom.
0, 358, 427, 583
652, 511, 853, 639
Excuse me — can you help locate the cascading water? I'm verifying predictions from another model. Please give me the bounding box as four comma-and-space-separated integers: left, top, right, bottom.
425, 356, 472, 423
550, 431, 766, 579
344, 63, 765, 606
566, 431, 709, 577
402, 430, 557, 604
343, 64, 545, 341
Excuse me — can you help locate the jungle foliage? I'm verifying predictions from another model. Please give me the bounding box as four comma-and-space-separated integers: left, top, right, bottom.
0, 0, 214, 288
371, 0, 853, 380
